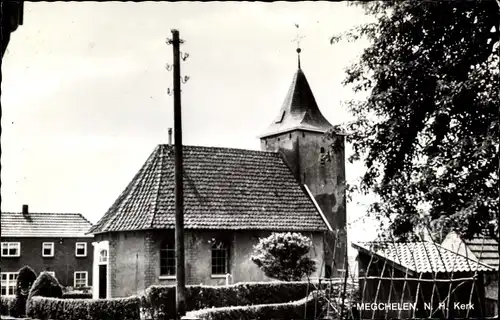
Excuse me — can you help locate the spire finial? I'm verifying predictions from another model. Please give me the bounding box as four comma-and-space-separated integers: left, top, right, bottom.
292, 23, 306, 69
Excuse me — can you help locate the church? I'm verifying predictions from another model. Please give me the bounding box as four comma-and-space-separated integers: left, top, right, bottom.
88, 48, 347, 299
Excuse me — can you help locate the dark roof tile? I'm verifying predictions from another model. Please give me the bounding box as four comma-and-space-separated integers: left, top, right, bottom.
1, 212, 93, 238
89, 145, 327, 234
353, 241, 496, 274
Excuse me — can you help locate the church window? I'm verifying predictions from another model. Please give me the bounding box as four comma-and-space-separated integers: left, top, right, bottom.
211, 239, 229, 275
160, 236, 176, 276
275, 110, 285, 123
99, 249, 108, 264
320, 147, 326, 165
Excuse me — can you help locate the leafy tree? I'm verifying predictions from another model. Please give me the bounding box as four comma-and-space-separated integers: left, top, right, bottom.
331, 1, 499, 242
16, 266, 37, 295
251, 232, 317, 281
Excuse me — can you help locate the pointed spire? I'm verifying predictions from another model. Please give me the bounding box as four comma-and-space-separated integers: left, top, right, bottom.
292, 23, 305, 70
259, 67, 333, 138
297, 47, 301, 69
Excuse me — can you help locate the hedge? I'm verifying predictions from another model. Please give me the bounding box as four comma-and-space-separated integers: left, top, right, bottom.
28, 271, 63, 300
0, 296, 16, 316
186, 290, 328, 320
26, 295, 141, 320
143, 281, 335, 319
62, 292, 93, 299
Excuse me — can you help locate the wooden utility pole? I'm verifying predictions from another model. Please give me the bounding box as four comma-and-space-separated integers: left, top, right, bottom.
171, 29, 186, 319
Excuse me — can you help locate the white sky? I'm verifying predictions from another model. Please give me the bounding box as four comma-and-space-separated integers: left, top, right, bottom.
1, 2, 378, 245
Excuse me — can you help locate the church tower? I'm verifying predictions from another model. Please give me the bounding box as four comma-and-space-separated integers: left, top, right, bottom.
259, 47, 347, 277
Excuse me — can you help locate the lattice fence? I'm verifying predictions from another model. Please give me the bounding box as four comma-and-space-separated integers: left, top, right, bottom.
310, 227, 499, 320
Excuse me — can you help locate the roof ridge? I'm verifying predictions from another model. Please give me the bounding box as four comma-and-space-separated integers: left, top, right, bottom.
158, 144, 279, 156
89, 145, 161, 233
149, 145, 166, 229
75, 213, 93, 227
2, 211, 84, 215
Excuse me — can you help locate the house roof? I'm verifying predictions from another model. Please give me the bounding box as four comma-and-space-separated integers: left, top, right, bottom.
89, 145, 328, 234
353, 241, 496, 274
463, 236, 499, 268
1, 212, 93, 238
259, 68, 334, 138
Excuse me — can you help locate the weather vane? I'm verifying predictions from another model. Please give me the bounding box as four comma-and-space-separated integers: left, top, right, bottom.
291, 23, 306, 69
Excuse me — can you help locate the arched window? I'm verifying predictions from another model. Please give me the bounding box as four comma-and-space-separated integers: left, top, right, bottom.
320, 147, 326, 165
211, 239, 229, 275
160, 238, 176, 276
98, 249, 108, 264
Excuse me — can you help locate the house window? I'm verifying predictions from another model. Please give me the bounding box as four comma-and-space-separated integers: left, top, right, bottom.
42, 242, 54, 257
160, 239, 176, 276
211, 239, 229, 275
74, 271, 88, 288
0, 273, 18, 296
1, 242, 20, 257
98, 249, 108, 264
75, 242, 87, 257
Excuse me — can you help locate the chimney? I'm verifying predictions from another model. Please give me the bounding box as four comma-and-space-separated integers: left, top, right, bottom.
168, 128, 173, 145
22, 204, 29, 216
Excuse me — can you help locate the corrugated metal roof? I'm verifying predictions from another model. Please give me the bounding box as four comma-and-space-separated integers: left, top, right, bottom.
1, 212, 93, 238
89, 145, 327, 234
259, 68, 333, 138
353, 241, 496, 274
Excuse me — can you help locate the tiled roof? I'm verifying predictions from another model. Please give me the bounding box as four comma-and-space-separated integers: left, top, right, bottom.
353, 241, 496, 274
89, 145, 327, 234
463, 236, 499, 268
1, 212, 93, 238
259, 68, 333, 138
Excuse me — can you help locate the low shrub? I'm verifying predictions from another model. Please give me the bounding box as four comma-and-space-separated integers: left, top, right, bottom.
0, 296, 16, 316
62, 292, 93, 299
187, 290, 328, 320
28, 271, 63, 300
26, 295, 141, 320
143, 280, 330, 319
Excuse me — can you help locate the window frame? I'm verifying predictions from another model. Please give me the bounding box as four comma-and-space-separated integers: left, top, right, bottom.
42, 242, 55, 257
74, 271, 88, 288
211, 239, 229, 276
75, 242, 87, 257
1, 242, 21, 257
0, 272, 18, 296
159, 239, 176, 278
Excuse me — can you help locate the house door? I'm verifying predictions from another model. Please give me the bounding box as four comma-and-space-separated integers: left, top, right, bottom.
98, 264, 107, 299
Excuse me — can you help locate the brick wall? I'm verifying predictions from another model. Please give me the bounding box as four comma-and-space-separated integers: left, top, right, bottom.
0, 236, 93, 287
104, 229, 325, 297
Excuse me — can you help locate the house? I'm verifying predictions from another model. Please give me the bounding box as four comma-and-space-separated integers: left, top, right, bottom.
440, 231, 499, 316
352, 241, 498, 319
0, 205, 94, 295
89, 50, 347, 299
